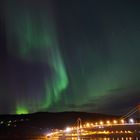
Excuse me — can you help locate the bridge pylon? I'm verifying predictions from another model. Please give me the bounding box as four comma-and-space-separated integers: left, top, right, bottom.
76, 118, 82, 140
121, 105, 140, 122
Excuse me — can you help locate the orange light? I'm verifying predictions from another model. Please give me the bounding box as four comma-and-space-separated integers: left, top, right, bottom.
121, 119, 125, 124
99, 121, 103, 125
86, 123, 90, 127
95, 122, 98, 125
113, 120, 117, 124
106, 120, 110, 124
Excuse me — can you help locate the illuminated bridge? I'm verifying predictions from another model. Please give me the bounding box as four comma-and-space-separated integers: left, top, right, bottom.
46, 106, 140, 139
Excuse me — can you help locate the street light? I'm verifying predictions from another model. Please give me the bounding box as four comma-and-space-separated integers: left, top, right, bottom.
65, 127, 71, 133
95, 122, 98, 126
129, 118, 134, 124
86, 123, 90, 128
113, 120, 117, 124
99, 121, 103, 125
120, 119, 125, 124
106, 120, 110, 125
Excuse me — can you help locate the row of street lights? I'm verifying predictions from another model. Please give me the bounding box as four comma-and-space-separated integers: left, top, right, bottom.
82, 118, 135, 128
65, 118, 135, 131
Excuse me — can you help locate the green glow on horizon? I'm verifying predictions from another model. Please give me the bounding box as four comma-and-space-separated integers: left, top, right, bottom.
16, 107, 29, 115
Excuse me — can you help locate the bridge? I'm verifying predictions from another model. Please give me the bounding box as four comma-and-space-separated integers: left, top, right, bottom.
46, 105, 140, 139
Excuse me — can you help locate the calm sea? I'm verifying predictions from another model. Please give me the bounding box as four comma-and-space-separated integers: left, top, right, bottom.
58, 137, 139, 140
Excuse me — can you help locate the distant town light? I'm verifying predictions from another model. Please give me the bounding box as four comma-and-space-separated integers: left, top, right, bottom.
7, 123, 10, 126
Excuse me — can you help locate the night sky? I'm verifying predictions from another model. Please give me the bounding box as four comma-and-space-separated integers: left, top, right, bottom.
0, 0, 140, 115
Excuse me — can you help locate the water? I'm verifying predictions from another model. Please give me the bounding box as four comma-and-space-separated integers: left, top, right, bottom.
1, 135, 139, 140
56, 137, 139, 140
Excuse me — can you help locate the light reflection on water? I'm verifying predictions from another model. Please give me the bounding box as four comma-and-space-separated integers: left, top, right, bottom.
63, 137, 139, 140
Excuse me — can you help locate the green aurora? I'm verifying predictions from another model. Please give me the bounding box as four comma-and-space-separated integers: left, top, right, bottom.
1, 0, 140, 115
3, 0, 68, 114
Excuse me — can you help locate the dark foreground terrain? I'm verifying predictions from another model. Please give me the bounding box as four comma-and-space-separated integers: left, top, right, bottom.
0, 112, 119, 129
1, 112, 139, 140
0, 112, 119, 139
